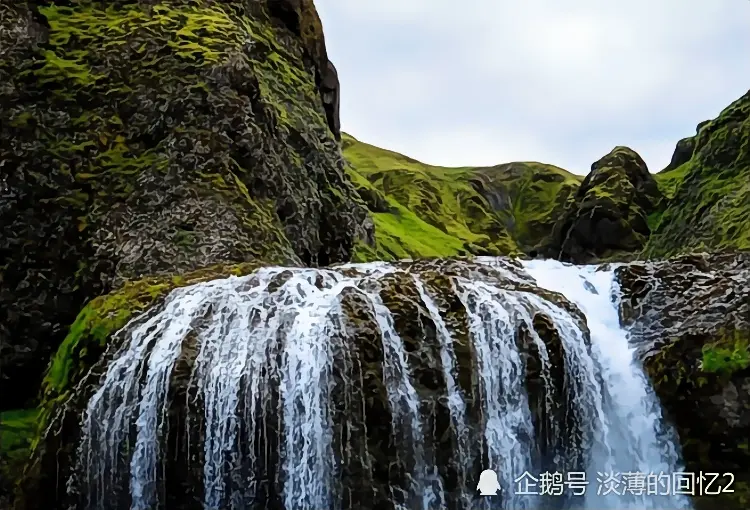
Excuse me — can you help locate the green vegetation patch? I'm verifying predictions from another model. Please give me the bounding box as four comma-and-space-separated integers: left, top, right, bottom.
644, 92, 750, 258
43, 261, 261, 398
0, 409, 40, 497
343, 134, 579, 260
33, 261, 260, 457
701, 331, 750, 375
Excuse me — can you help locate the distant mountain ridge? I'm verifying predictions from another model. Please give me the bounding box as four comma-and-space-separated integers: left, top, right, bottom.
344, 89, 750, 263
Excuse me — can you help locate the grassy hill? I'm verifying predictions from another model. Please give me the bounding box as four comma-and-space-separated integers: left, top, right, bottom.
342, 133, 582, 261
345, 89, 750, 263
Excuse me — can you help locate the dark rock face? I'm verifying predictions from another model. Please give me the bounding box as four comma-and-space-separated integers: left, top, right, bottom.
546, 147, 662, 263
617, 252, 750, 509
661, 120, 708, 173
15, 258, 587, 510
0, 0, 367, 411
663, 136, 697, 172
267, 0, 341, 139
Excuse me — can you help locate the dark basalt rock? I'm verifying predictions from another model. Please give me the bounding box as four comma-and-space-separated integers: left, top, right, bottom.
617, 252, 750, 509
661, 120, 708, 173
545, 146, 662, 263
0, 0, 368, 415
663, 136, 697, 172
15, 258, 587, 510
267, 0, 341, 139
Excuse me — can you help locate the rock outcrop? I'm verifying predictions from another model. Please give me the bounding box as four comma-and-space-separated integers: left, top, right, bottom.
14, 258, 586, 510
645, 91, 750, 257
0, 0, 367, 416
545, 147, 662, 262
617, 252, 750, 509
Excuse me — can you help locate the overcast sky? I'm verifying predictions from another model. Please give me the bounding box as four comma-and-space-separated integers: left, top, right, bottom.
315, 0, 750, 174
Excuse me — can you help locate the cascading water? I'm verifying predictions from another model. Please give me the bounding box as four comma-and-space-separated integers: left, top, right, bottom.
521, 260, 692, 510
73, 258, 692, 510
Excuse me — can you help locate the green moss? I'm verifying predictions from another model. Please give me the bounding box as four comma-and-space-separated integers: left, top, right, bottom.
43, 261, 260, 398
644, 92, 750, 257
0, 409, 39, 496
0, 409, 39, 461
701, 331, 750, 375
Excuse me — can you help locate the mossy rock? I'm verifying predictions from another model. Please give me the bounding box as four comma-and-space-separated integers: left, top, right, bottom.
0, 0, 368, 411
16, 257, 590, 509
14, 260, 265, 510
546, 146, 662, 263
617, 253, 750, 510
644, 90, 750, 258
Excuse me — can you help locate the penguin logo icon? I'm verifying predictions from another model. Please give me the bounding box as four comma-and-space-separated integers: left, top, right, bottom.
477, 469, 501, 496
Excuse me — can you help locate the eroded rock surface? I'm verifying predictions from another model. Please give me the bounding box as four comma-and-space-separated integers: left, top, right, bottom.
617, 252, 750, 509
15, 258, 588, 510
546, 146, 662, 263
0, 0, 367, 413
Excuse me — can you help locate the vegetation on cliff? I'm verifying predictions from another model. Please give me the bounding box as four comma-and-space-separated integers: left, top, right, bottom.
1, 0, 748, 505
342, 133, 582, 261
546, 146, 662, 262
345, 89, 750, 265
0, 0, 368, 414
0, 0, 369, 501
644, 90, 750, 257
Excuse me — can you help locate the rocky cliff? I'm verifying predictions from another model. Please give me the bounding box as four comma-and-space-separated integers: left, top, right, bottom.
0, 0, 369, 407
0, 0, 370, 502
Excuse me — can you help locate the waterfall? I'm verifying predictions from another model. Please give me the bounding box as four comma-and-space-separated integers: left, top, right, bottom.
522, 260, 692, 510
74, 259, 692, 510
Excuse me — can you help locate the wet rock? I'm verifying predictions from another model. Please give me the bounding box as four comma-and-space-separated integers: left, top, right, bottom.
0, 0, 369, 413
16, 258, 591, 510
617, 252, 750, 509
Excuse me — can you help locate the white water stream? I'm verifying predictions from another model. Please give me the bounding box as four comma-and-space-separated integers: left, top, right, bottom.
522, 259, 691, 510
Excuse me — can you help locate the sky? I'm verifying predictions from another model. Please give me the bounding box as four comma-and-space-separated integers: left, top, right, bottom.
315, 0, 750, 174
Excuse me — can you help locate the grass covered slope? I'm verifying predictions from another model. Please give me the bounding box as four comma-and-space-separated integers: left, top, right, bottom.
645, 90, 750, 257
342, 134, 581, 261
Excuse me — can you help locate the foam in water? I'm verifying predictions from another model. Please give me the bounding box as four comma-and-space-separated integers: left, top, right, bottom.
522, 259, 692, 510
75, 258, 692, 510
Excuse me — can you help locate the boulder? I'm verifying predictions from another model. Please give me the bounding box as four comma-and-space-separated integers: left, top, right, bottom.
546, 146, 662, 262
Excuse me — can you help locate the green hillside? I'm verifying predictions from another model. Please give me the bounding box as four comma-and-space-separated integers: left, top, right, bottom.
342, 133, 582, 261
345, 89, 750, 264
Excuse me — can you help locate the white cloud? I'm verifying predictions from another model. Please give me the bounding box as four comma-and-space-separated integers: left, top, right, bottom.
316, 0, 750, 174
